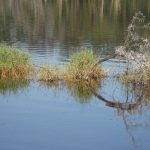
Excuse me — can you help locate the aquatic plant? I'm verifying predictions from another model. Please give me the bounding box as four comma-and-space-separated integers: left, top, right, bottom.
39, 64, 60, 82
0, 44, 33, 80
63, 50, 105, 81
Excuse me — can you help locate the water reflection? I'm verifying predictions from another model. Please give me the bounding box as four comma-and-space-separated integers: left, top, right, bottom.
0, 80, 29, 95
40, 77, 150, 111
65, 80, 101, 103
92, 79, 150, 148
39, 80, 99, 103
0, 77, 150, 148
0, 1, 150, 149
119, 109, 150, 147
38, 76, 150, 148
0, 0, 150, 62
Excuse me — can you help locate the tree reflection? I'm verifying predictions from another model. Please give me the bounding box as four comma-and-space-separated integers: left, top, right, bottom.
92, 82, 150, 147
37, 74, 150, 147
0, 0, 149, 51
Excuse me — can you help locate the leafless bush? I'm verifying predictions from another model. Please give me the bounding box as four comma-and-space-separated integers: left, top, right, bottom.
116, 12, 150, 89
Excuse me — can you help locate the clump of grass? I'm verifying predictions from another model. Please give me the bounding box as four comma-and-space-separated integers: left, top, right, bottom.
0, 44, 33, 80
63, 50, 105, 81
39, 65, 60, 82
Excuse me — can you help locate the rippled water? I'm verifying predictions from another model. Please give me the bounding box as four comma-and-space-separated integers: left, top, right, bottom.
0, 1, 150, 150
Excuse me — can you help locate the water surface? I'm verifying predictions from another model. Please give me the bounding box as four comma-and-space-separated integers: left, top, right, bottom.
0, 1, 150, 150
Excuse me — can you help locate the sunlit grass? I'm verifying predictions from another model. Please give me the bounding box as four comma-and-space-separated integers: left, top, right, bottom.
39, 64, 60, 82
0, 44, 33, 80
0, 45, 104, 85
0, 46, 105, 83
63, 50, 105, 81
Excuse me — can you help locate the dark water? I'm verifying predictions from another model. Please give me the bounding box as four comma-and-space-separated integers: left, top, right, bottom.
0, 1, 150, 150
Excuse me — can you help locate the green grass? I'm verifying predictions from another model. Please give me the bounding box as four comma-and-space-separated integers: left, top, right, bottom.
0, 46, 105, 84
0, 44, 33, 79
63, 50, 105, 81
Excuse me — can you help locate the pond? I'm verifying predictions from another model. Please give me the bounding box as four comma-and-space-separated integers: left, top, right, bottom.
0, 1, 150, 150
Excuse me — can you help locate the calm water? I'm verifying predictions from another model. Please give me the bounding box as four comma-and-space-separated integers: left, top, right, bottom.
0, 1, 150, 150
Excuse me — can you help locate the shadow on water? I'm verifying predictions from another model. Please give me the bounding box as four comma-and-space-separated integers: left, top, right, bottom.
0, 80, 30, 95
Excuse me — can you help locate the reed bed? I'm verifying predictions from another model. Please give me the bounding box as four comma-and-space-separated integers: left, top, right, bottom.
0, 44, 33, 80
63, 50, 105, 82
39, 65, 60, 82
0, 46, 105, 83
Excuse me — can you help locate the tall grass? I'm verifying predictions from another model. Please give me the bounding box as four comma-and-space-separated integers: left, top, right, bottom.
39, 65, 59, 82
63, 50, 105, 81
0, 44, 33, 79
0, 46, 105, 83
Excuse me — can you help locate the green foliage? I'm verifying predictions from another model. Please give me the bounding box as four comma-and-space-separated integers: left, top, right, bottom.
64, 50, 105, 81
0, 44, 33, 79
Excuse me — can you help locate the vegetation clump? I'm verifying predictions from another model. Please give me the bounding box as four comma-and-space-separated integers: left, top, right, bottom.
117, 12, 150, 97
0, 44, 33, 80
39, 65, 60, 82
63, 50, 105, 81
0, 45, 105, 83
